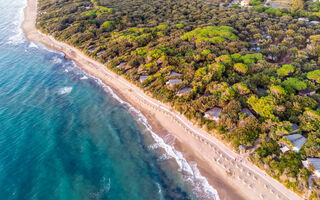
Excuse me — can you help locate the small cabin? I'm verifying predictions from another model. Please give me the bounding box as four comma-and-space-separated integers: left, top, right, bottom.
241, 108, 254, 117
310, 21, 319, 25
299, 89, 316, 97
88, 47, 96, 52
204, 107, 222, 121
169, 72, 182, 78
139, 75, 149, 83
282, 134, 306, 153
291, 123, 300, 134
166, 79, 182, 87
303, 158, 320, 178
116, 62, 126, 69
298, 18, 309, 22
176, 87, 192, 97
257, 88, 267, 94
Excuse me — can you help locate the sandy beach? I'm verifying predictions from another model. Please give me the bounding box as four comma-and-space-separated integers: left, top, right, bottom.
22, 0, 303, 199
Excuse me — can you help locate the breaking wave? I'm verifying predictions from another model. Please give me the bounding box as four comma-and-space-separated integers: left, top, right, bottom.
75, 67, 220, 200
58, 87, 72, 95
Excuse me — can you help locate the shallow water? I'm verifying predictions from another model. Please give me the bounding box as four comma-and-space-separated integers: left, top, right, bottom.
0, 0, 219, 200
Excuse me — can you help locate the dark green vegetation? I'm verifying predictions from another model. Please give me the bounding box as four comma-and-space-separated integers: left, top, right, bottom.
38, 0, 320, 197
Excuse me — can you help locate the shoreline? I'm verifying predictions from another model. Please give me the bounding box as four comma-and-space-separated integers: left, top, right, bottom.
21, 0, 302, 200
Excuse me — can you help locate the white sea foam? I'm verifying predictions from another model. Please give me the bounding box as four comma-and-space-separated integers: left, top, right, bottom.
58, 87, 72, 95
40, 50, 220, 200
156, 182, 165, 200
147, 143, 160, 150
80, 76, 88, 80
90, 177, 111, 199
28, 42, 39, 49
188, 162, 221, 200
7, 0, 26, 45
93, 79, 220, 200
51, 57, 62, 64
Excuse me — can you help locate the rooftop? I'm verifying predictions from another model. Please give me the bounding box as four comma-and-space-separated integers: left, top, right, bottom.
291, 123, 300, 133
284, 134, 306, 152
177, 87, 192, 96
307, 158, 320, 171
204, 107, 222, 121
139, 75, 149, 83
166, 79, 182, 86
299, 89, 316, 96
241, 108, 254, 117
169, 71, 182, 77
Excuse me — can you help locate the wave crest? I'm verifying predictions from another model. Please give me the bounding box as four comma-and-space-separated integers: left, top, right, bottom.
58, 87, 72, 95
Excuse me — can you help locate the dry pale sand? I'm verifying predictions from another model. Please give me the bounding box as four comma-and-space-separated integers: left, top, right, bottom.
22, 0, 303, 200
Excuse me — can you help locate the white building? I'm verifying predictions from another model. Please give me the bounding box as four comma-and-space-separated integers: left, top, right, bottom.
176, 87, 192, 97
166, 79, 182, 87
204, 107, 222, 121
282, 134, 306, 153
169, 71, 182, 78
302, 158, 320, 178
139, 75, 149, 83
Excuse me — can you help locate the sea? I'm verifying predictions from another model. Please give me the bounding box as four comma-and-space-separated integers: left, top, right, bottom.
0, 0, 220, 200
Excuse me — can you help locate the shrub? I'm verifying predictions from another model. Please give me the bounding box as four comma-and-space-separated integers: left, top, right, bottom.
277, 64, 295, 77
241, 53, 263, 65
234, 63, 248, 74
215, 55, 232, 66
208, 62, 226, 78
307, 70, 320, 83
181, 26, 238, 44
265, 8, 282, 16
233, 83, 250, 95
157, 24, 168, 30
175, 23, 184, 29
251, 5, 267, 12
101, 21, 115, 32
247, 95, 275, 118
249, 0, 261, 5
282, 78, 307, 91
270, 85, 287, 96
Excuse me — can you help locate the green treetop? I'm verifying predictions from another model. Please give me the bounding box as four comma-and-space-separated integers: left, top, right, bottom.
282, 77, 307, 91
247, 95, 275, 118
181, 26, 238, 44
234, 63, 248, 74
101, 21, 115, 32
277, 64, 295, 77
269, 85, 287, 97
307, 70, 320, 83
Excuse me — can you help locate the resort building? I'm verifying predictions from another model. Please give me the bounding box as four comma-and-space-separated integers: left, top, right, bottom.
176, 87, 192, 97
166, 79, 182, 87
204, 107, 222, 121
116, 62, 126, 68
281, 134, 306, 153
139, 75, 149, 83
291, 123, 300, 133
257, 88, 267, 93
241, 108, 254, 117
299, 89, 316, 97
298, 17, 309, 22
302, 158, 320, 178
169, 71, 182, 78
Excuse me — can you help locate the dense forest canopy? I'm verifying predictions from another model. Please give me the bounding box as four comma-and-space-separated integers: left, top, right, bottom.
38, 0, 320, 198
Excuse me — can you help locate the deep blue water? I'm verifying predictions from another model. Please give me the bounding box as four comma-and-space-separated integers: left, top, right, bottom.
0, 0, 219, 200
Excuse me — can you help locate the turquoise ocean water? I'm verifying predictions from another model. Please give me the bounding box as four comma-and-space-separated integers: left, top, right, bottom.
0, 0, 219, 199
